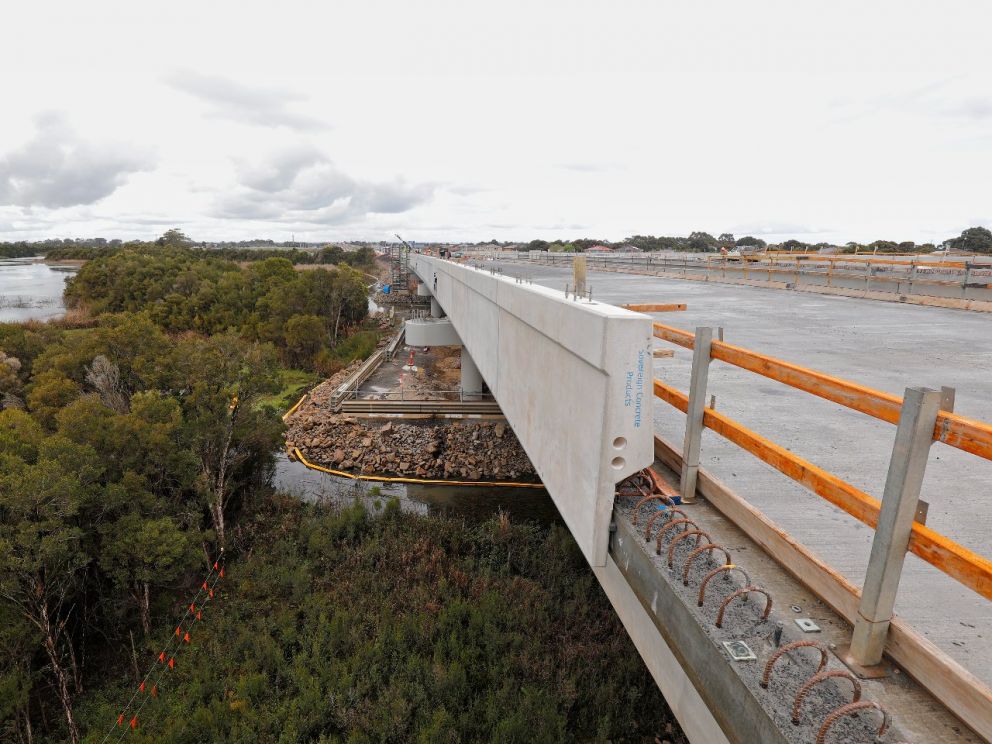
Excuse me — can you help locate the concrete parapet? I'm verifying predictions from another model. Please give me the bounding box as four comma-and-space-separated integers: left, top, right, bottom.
409, 254, 654, 566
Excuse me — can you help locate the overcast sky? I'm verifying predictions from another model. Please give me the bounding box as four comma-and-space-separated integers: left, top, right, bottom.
1, 1, 991, 244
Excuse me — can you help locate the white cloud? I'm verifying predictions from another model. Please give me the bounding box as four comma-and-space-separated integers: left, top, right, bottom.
214, 146, 434, 225
0, 1, 990, 242
0, 112, 152, 209
167, 70, 328, 131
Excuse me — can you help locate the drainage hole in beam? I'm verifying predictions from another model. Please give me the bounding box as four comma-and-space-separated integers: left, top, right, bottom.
612, 436, 627, 450
611, 457, 626, 470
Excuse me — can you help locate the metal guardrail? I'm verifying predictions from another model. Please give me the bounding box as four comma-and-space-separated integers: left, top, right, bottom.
338, 399, 502, 415
384, 326, 405, 360
329, 350, 385, 410
328, 327, 408, 410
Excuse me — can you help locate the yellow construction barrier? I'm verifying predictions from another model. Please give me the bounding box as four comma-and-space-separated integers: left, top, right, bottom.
290, 447, 544, 489
282, 393, 308, 422
284, 387, 541, 488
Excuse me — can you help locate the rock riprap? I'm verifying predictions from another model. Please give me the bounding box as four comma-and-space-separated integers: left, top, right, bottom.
286, 414, 537, 481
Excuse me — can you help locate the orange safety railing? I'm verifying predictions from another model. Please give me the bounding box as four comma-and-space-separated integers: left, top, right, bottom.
652, 322, 992, 602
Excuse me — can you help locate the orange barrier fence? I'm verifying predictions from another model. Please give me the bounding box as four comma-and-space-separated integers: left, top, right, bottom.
654, 323, 992, 460
651, 323, 992, 602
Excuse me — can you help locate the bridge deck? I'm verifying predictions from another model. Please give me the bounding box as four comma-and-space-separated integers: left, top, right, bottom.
494, 259, 992, 692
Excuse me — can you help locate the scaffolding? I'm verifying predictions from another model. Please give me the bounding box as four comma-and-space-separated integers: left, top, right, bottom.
389, 234, 413, 293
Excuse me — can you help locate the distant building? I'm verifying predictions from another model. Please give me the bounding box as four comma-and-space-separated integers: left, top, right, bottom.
586, 244, 612, 253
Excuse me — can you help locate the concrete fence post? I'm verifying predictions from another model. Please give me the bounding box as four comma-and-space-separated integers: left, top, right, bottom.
680, 327, 714, 504
962, 263, 972, 298
849, 386, 941, 666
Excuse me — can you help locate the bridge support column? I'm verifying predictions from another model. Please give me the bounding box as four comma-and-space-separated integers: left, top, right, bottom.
460, 348, 483, 401
680, 327, 713, 504
849, 386, 940, 667
430, 296, 445, 318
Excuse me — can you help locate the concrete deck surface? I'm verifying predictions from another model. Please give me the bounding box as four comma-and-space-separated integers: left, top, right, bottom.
494, 259, 992, 687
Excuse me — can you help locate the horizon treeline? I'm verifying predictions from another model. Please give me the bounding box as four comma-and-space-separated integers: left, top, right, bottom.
3, 225, 992, 258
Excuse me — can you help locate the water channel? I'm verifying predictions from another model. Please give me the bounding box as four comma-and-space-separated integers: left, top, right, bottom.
0, 257, 78, 322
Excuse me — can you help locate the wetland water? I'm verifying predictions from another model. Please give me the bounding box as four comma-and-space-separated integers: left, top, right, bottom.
0, 258, 78, 322
273, 451, 560, 524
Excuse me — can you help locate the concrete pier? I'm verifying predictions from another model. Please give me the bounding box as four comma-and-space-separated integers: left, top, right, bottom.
460, 348, 483, 400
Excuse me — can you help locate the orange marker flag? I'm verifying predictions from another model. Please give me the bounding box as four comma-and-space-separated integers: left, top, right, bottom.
158, 651, 166, 663
139, 680, 145, 693
168, 657, 175, 669
213, 561, 219, 570
175, 626, 181, 637
130, 716, 137, 730
117, 714, 124, 726
208, 589, 214, 599
202, 581, 208, 591
196, 610, 202, 621
219, 568, 225, 578
151, 684, 158, 698
183, 631, 191, 643
189, 603, 196, 613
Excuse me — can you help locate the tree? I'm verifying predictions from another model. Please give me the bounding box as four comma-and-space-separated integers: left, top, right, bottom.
100, 514, 196, 635
180, 335, 281, 546
0, 435, 101, 744
947, 226, 992, 254
687, 232, 717, 252
284, 314, 328, 368
157, 228, 193, 247
736, 235, 767, 249
318, 245, 345, 264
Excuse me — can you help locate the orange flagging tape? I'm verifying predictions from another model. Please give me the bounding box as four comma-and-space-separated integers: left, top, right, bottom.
101, 556, 226, 743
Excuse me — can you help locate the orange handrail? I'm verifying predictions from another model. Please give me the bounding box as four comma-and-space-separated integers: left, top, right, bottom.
652, 379, 992, 601
653, 323, 992, 460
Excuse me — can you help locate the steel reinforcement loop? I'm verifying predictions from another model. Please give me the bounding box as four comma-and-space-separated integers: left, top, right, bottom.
715, 585, 773, 628
791, 670, 863, 725
682, 543, 733, 586
697, 564, 751, 607
815, 700, 890, 744
666, 529, 713, 568
655, 518, 701, 554
632, 493, 677, 525
760, 640, 829, 689
645, 507, 689, 541
618, 470, 653, 498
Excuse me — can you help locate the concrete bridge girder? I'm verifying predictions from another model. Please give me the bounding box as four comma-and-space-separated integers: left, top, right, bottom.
409, 255, 654, 567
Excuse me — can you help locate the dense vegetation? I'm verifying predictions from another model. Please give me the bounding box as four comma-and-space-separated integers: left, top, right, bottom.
0, 313, 285, 744
75, 499, 675, 743
45, 244, 377, 270
65, 248, 371, 373
1, 228, 377, 271
0, 243, 678, 743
